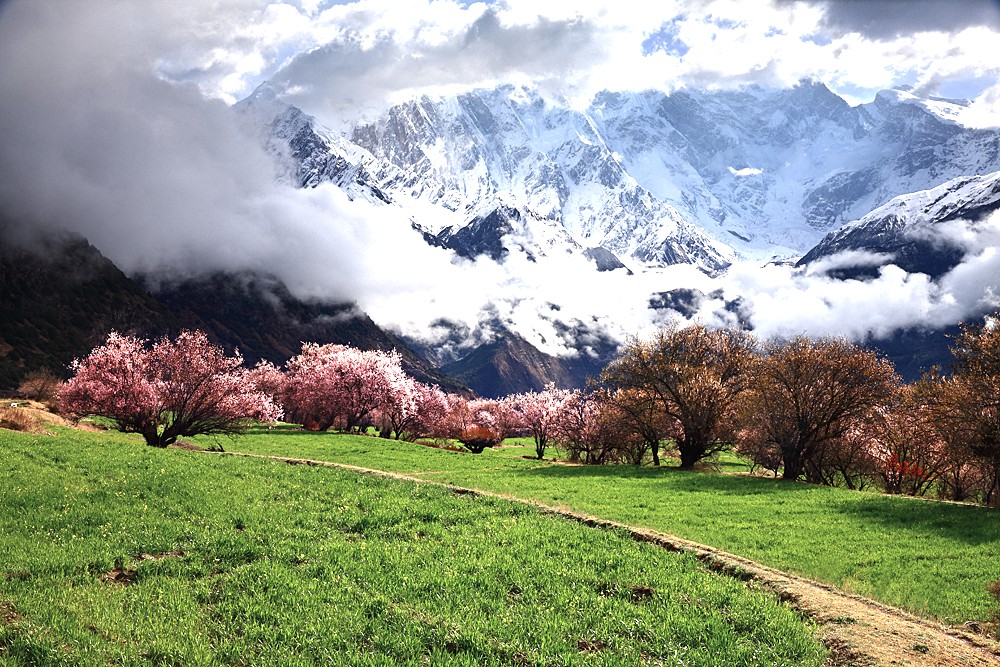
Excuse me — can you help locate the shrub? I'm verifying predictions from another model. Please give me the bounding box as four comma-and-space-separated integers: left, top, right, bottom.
17, 368, 62, 405
457, 426, 501, 454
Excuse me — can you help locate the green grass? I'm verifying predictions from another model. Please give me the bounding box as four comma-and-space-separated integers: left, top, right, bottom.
0, 426, 824, 666
224, 426, 1000, 624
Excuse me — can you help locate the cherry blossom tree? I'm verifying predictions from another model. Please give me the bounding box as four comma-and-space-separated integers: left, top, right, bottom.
283, 343, 411, 432
248, 359, 286, 401
437, 395, 518, 453
408, 383, 452, 441
511, 384, 571, 460
59, 330, 281, 448
375, 379, 450, 441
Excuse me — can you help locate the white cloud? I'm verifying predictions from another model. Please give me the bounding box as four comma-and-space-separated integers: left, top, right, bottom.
960, 83, 1000, 128
728, 166, 763, 177
708, 210, 1000, 342
57, 0, 993, 122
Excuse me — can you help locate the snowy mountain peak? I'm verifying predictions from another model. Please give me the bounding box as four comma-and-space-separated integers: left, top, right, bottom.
798, 170, 1000, 278
868, 86, 980, 128
235, 80, 1000, 273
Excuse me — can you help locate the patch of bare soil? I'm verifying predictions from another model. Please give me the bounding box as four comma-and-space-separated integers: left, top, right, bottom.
1, 601, 21, 626
100, 568, 137, 585
210, 451, 1000, 666
100, 551, 186, 586
168, 440, 206, 451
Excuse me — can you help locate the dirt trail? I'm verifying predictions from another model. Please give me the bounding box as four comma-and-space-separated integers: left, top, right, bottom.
212, 450, 1000, 667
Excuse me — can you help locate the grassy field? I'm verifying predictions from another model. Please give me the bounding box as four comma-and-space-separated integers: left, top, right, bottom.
0, 426, 825, 666
222, 426, 1000, 625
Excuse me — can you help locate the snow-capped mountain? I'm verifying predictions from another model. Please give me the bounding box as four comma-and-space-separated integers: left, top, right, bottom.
237, 81, 1000, 274
346, 86, 735, 271
231, 80, 1000, 392
797, 170, 1000, 278
234, 84, 397, 205
588, 84, 1000, 259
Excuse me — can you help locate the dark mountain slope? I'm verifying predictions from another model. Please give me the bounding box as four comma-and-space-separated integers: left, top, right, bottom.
0, 231, 175, 388
0, 228, 461, 391
151, 272, 462, 389
441, 330, 610, 398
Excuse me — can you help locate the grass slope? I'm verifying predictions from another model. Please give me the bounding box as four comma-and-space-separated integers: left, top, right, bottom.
226, 427, 1000, 624
0, 426, 823, 666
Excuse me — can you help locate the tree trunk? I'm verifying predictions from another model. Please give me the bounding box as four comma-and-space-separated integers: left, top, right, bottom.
677, 436, 702, 470
141, 428, 167, 448
651, 441, 660, 467
781, 454, 802, 480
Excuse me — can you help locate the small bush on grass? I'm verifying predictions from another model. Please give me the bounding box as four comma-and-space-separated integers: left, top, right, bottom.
17, 368, 62, 406
457, 426, 501, 454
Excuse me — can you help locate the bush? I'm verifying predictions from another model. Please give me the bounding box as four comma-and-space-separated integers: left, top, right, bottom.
457, 426, 501, 454
17, 369, 62, 405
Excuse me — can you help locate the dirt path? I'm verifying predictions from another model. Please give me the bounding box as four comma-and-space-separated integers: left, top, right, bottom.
212, 450, 1000, 667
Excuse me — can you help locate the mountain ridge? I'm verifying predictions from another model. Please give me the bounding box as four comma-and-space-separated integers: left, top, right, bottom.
240, 80, 1000, 271
232, 80, 1000, 386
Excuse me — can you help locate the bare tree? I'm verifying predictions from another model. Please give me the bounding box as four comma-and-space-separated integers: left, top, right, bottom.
868, 390, 948, 496
602, 324, 756, 469
740, 336, 898, 482
599, 387, 674, 466
917, 314, 1000, 504
18, 368, 62, 404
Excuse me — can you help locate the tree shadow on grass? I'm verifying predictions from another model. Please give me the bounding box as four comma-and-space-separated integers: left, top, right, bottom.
518, 463, 1000, 545
830, 495, 1000, 546
246, 424, 344, 437
514, 462, 821, 496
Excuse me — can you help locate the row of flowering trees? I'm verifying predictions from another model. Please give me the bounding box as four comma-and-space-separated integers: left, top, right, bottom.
59, 331, 282, 448
57, 332, 574, 457
58, 314, 1000, 505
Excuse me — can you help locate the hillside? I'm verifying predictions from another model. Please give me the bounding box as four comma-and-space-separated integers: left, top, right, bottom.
0, 230, 175, 389
440, 330, 610, 398
0, 229, 460, 391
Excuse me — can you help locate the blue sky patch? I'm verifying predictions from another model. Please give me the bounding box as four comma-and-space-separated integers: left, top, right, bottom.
642, 20, 689, 57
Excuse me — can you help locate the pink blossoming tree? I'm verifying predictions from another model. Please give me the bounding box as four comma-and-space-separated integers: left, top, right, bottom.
282, 343, 410, 432
511, 384, 571, 459
375, 378, 450, 441
59, 330, 281, 448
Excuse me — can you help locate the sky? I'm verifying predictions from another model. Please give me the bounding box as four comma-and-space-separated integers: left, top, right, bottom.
2, 0, 1000, 359
141, 0, 1000, 124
